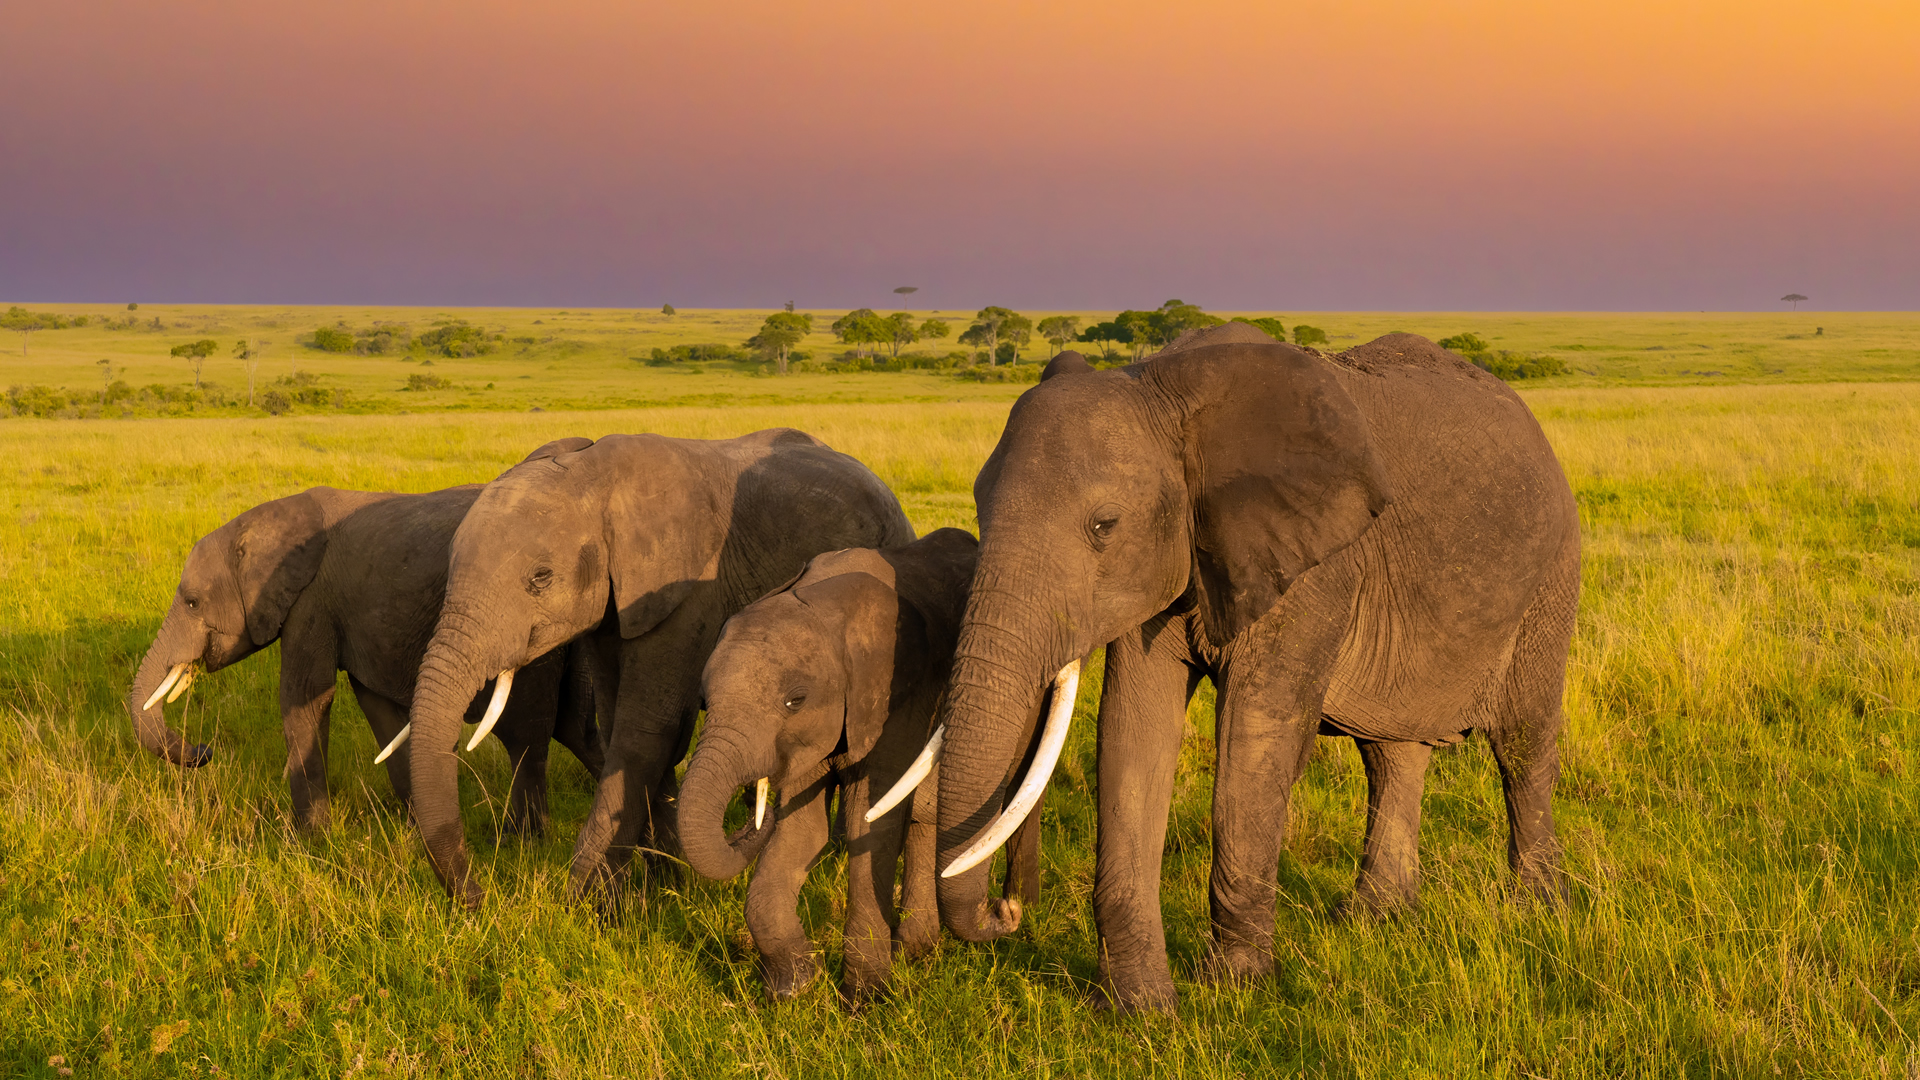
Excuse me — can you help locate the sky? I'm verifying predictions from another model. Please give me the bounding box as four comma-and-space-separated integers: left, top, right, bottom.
1, 0, 1916, 311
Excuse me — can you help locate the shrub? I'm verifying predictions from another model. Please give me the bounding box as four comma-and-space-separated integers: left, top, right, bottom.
1438, 332, 1490, 354
1292, 324, 1329, 347
355, 322, 411, 355
642, 343, 750, 367
404, 373, 453, 391
954, 364, 1042, 384
312, 326, 355, 352
417, 321, 501, 357
261, 390, 290, 415
1231, 316, 1290, 340
126, 302, 138, 310
1472, 351, 1569, 380
5, 385, 71, 417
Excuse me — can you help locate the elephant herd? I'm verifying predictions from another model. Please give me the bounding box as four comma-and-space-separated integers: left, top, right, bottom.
126, 324, 1580, 1012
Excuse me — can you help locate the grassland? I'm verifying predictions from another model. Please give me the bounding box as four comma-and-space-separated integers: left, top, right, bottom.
5, 305, 1920, 420
4, 313, 1920, 1077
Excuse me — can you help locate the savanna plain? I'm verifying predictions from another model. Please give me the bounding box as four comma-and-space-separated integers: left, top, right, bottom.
5, 307, 1920, 1078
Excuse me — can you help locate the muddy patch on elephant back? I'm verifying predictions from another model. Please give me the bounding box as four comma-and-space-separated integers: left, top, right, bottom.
1332, 332, 1500, 386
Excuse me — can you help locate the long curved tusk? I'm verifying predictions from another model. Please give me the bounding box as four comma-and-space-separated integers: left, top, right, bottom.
864, 723, 944, 823
464, 668, 517, 751
941, 659, 1080, 879
142, 663, 189, 711
754, 777, 770, 830
373, 723, 410, 765
165, 665, 196, 704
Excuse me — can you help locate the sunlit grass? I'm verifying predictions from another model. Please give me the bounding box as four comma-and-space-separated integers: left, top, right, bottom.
4, 383, 1920, 1076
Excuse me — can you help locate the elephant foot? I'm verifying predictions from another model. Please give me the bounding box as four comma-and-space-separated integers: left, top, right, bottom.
1513, 856, 1568, 905
762, 950, 819, 1001
501, 812, 547, 842
1202, 939, 1274, 985
1335, 875, 1421, 921
1090, 976, 1178, 1016
894, 918, 940, 962
293, 804, 331, 834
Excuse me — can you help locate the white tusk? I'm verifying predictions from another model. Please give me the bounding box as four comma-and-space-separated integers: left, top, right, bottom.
374, 723, 410, 765
864, 724, 944, 823
754, 777, 770, 830
464, 668, 517, 751
142, 663, 189, 711
165, 665, 196, 703
941, 659, 1080, 879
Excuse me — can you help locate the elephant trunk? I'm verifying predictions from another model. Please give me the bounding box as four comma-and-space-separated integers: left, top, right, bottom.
126, 595, 213, 768
677, 723, 773, 882
934, 584, 1068, 942
407, 607, 511, 910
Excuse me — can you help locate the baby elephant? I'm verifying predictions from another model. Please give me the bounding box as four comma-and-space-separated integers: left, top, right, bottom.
127, 440, 602, 833
681, 528, 1045, 1002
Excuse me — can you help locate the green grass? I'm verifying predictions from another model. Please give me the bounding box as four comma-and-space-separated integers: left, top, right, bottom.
5, 305, 1920, 420
5, 321, 1920, 1076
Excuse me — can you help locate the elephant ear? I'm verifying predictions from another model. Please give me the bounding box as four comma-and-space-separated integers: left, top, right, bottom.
793, 571, 906, 763
518, 436, 594, 466
598, 436, 727, 639
232, 489, 329, 646
1148, 343, 1394, 647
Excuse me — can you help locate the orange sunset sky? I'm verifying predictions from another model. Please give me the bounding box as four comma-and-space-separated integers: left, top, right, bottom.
1, 0, 1915, 309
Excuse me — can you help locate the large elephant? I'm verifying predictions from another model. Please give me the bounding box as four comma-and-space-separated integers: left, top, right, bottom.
127, 460, 603, 834
914, 325, 1580, 1012
681, 528, 1050, 1001
400, 428, 914, 909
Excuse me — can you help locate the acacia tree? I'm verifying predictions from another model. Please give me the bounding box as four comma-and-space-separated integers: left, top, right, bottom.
171, 339, 218, 388
882, 312, 919, 358
1037, 315, 1081, 356
1781, 293, 1808, 310
831, 309, 889, 359
919, 318, 950, 345
1076, 319, 1131, 359
961, 306, 1028, 365
748, 311, 812, 374
234, 338, 264, 405
1, 306, 60, 355
892, 286, 918, 306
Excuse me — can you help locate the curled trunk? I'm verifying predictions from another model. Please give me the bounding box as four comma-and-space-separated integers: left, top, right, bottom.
125, 595, 212, 767
679, 725, 776, 881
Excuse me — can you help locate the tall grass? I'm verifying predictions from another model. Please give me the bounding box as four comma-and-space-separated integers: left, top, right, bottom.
4, 385, 1919, 1077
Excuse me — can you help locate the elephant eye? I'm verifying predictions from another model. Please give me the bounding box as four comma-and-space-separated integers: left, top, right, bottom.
783, 689, 808, 712
528, 566, 554, 593
1088, 512, 1120, 546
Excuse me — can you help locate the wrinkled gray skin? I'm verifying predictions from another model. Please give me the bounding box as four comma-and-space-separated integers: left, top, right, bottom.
682, 529, 1048, 1002
127, 455, 604, 834
933, 325, 1581, 1012
407, 429, 913, 909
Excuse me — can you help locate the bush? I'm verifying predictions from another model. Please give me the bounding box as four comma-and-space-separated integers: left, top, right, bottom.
404, 373, 453, 391
355, 322, 412, 355
641, 343, 750, 367
1231, 316, 1290, 340
954, 364, 1042, 384
261, 390, 290, 415
1438, 332, 1489, 354
5, 385, 71, 417
312, 326, 355, 352
417, 321, 501, 357
1292, 324, 1329, 347
1471, 351, 1569, 380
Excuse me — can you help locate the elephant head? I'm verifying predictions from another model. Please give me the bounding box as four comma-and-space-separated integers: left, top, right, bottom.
127, 489, 331, 767
679, 530, 974, 882
402, 433, 759, 905
928, 324, 1395, 937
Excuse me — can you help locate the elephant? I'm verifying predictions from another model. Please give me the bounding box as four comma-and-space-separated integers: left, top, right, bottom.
127, 452, 605, 835
398, 428, 914, 910
895, 323, 1580, 1012
680, 528, 1053, 1001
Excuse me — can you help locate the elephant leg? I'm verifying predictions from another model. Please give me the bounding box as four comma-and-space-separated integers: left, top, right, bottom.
1348, 739, 1434, 913
569, 630, 703, 909
1091, 615, 1196, 1013
279, 618, 341, 831
498, 734, 550, 839
347, 676, 412, 811
747, 775, 832, 1000
842, 778, 909, 1001
1208, 586, 1346, 981
553, 643, 606, 782
896, 806, 939, 960
1001, 789, 1044, 907
1485, 562, 1578, 900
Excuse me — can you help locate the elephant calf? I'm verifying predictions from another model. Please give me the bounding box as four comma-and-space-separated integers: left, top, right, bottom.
128, 456, 603, 833
681, 529, 1047, 1001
